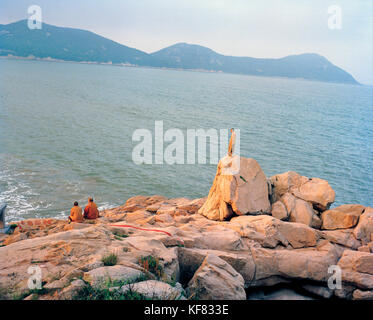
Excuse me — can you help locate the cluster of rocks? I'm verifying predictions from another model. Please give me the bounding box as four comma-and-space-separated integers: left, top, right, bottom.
0, 156, 372, 300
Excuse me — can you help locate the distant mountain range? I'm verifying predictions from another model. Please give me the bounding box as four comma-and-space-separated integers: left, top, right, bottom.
0, 20, 359, 84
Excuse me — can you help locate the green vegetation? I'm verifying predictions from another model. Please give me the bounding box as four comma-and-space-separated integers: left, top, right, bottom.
82, 286, 142, 300
0, 288, 8, 300
13, 288, 48, 300
74, 275, 151, 300
74, 284, 148, 300
101, 253, 118, 266
112, 231, 129, 241
30, 260, 44, 264
138, 255, 164, 279
240, 175, 247, 183
164, 275, 177, 287
113, 231, 129, 238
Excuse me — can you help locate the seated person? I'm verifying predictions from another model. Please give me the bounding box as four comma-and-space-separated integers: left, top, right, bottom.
84, 197, 99, 220
69, 201, 84, 223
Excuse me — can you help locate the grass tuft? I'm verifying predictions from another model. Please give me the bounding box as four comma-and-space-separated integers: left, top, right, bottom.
113, 231, 129, 238
101, 253, 118, 266
74, 283, 147, 300
74, 275, 152, 300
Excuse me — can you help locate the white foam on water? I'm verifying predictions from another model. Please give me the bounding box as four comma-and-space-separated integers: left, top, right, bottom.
98, 202, 118, 211
0, 160, 119, 222
0, 156, 49, 222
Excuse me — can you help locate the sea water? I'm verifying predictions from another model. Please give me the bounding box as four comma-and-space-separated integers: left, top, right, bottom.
0, 59, 372, 221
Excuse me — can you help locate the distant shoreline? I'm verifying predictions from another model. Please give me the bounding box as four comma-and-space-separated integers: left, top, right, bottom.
0, 55, 366, 87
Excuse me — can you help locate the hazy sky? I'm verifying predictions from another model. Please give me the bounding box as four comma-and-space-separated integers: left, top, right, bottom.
1, 0, 372, 84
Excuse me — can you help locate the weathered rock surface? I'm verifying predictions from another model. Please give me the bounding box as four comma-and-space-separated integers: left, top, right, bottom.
271, 201, 288, 221
249, 241, 342, 287
337, 250, 373, 290
274, 193, 320, 228
289, 197, 316, 227
59, 279, 87, 299
320, 229, 361, 250
198, 156, 270, 220
301, 284, 334, 299
270, 171, 308, 203
0, 226, 112, 293
275, 241, 341, 282
353, 207, 373, 244
0, 163, 371, 300
270, 172, 335, 211
352, 289, 373, 300
321, 204, 365, 230
178, 247, 255, 287
83, 265, 144, 286
121, 280, 185, 299
291, 178, 335, 211
227, 215, 319, 249
187, 254, 246, 300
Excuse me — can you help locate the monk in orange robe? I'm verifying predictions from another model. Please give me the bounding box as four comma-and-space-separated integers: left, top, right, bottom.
69, 201, 84, 223
84, 197, 99, 219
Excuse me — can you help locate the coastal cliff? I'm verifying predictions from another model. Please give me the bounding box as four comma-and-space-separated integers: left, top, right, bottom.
0, 157, 372, 300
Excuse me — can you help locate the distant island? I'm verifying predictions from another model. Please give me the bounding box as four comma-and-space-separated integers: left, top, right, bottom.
0, 19, 359, 84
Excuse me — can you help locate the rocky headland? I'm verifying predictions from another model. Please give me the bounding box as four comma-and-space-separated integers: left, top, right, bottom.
0, 156, 372, 300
